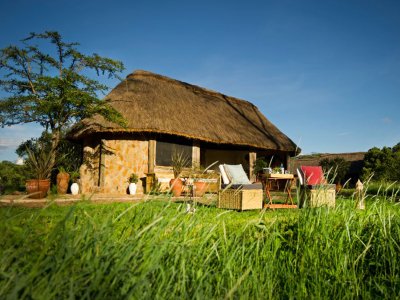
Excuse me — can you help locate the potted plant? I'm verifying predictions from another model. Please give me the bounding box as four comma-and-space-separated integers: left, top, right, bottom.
170, 151, 189, 197
252, 157, 268, 181
128, 173, 138, 195
25, 146, 54, 199
191, 165, 209, 197
193, 177, 208, 197
56, 166, 70, 194
70, 171, 80, 195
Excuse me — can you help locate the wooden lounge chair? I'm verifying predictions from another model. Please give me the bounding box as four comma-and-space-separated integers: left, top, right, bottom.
297, 166, 336, 208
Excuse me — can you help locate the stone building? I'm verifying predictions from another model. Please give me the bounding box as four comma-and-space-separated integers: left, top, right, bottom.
69, 70, 298, 194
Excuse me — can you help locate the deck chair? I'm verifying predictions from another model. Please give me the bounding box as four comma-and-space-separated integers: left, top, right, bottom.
217, 164, 263, 210
297, 166, 336, 208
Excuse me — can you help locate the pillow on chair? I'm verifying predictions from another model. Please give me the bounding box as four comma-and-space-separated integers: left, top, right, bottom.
223, 164, 251, 185
219, 164, 230, 185
300, 166, 326, 185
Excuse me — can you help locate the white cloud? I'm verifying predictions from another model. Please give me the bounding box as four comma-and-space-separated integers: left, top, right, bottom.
382, 117, 392, 124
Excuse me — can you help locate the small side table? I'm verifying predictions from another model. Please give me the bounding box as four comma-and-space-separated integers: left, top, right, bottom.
262, 174, 295, 205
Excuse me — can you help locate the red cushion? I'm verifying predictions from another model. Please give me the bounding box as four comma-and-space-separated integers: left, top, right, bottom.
300, 166, 325, 185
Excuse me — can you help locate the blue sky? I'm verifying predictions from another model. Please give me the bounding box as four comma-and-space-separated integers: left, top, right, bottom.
1, 0, 399, 162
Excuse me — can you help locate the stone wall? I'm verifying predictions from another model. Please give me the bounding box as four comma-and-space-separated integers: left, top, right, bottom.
102, 140, 148, 194
80, 138, 101, 194
80, 139, 149, 194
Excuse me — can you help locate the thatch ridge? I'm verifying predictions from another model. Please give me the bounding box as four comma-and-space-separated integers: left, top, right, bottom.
69, 70, 298, 152
129, 70, 257, 108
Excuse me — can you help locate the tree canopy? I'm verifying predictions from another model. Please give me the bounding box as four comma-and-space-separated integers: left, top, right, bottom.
320, 157, 350, 184
0, 31, 126, 162
362, 143, 400, 182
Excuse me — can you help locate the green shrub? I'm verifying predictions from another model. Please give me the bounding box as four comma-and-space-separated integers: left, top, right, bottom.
0, 161, 31, 194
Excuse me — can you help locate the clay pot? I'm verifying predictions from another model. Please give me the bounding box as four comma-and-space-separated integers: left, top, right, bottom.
170, 178, 183, 197
26, 179, 51, 199
194, 181, 208, 197
56, 172, 70, 194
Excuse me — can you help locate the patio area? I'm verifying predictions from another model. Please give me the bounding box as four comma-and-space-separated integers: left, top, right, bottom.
0, 193, 218, 208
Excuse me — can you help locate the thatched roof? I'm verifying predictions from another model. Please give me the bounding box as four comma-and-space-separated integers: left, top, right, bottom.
69, 70, 298, 152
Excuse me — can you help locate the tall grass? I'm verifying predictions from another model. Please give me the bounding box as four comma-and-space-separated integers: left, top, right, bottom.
1, 199, 399, 299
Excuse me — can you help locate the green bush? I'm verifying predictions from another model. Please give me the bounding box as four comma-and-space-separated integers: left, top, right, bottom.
362, 143, 400, 182
320, 157, 350, 184
0, 161, 31, 194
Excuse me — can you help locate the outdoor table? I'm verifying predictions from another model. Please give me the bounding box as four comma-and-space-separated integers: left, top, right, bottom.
262, 173, 295, 205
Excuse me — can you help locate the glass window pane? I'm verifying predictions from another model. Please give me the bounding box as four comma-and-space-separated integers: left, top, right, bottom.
156, 141, 192, 167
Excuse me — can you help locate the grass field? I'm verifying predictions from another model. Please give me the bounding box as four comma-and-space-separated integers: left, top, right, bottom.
1, 198, 399, 299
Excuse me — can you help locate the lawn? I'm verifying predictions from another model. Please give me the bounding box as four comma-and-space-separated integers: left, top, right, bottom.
0, 198, 399, 299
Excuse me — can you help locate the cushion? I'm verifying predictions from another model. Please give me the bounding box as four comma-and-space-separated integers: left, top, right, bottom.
158, 177, 172, 183
221, 183, 262, 190
223, 164, 251, 185
300, 166, 325, 185
219, 164, 230, 184
296, 168, 304, 185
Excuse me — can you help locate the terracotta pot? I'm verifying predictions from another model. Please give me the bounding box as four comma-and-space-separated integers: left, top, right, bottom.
194, 181, 208, 197
169, 178, 183, 197
56, 172, 70, 194
26, 179, 51, 199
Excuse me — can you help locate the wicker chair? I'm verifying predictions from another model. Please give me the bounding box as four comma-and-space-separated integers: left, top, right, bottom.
217, 164, 263, 210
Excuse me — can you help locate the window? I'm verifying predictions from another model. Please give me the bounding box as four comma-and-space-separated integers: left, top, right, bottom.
156, 141, 192, 167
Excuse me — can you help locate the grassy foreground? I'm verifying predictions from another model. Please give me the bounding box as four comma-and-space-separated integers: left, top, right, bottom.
0, 199, 399, 299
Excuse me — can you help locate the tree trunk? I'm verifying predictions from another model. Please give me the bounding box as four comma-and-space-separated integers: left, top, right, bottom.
49, 129, 61, 169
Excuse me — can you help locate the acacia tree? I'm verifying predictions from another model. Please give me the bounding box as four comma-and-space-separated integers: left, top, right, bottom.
0, 31, 126, 165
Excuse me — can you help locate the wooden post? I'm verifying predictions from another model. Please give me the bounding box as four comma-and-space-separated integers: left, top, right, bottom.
99, 140, 106, 189
148, 140, 156, 173
192, 141, 200, 168
146, 140, 156, 194
355, 179, 365, 209
286, 154, 290, 172
249, 152, 256, 182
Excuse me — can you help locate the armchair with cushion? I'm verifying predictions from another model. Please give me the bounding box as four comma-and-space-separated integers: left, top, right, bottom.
217, 164, 263, 210
297, 166, 336, 208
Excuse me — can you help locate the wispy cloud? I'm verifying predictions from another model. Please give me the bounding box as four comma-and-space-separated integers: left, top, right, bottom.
0, 138, 22, 149
0, 124, 42, 156
382, 117, 392, 124
337, 132, 351, 136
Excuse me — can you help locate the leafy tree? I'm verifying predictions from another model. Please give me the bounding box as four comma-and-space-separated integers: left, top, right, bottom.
362, 143, 400, 181
320, 157, 350, 184
0, 31, 126, 168
0, 161, 31, 194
